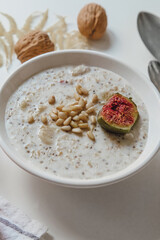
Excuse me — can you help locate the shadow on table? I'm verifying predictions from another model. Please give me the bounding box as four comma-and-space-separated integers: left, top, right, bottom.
42, 233, 54, 240
89, 29, 116, 52
28, 151, 160, 240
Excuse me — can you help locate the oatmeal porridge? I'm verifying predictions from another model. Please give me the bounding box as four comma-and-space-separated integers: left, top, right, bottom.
5, 65, 148, 179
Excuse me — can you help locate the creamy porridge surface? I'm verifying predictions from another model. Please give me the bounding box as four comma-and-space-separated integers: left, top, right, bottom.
5, 65, 148, 179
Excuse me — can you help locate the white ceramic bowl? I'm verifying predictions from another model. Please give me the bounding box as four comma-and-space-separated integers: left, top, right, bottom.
0, 50, 160, 188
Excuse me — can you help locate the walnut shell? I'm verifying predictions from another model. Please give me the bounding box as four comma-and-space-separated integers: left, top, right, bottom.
77, 3, 107, 40
14, 30, 54, 63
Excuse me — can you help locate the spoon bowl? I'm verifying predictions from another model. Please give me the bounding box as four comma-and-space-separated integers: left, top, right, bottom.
137, 12, 160, 61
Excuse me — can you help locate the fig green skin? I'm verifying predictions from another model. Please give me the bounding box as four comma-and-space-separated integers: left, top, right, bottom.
97, 93, 139, 134
98, 112, 139, 134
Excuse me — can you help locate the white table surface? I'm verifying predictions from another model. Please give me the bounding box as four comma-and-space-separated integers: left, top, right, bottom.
0, 0, 160, 239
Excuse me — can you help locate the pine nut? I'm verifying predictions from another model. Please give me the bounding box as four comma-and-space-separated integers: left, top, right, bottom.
79, 98, 86, 108
84, 99, 87, 105
73, 115, 79, 121
87, 131, 95, 141
70, 121, 78, 128
56, 118, 64, 126
58, 111, 68, 119
78, 123, 89, 129
61, 126, 71, 131
63, 116, 72, 126
56, 105, 64, 111
41, 115, 48, 124
90, 115, 97, 124
38, 104, 47, 112
70, 111, 78, 117
50, 112, 58, 121
76, 84, 89, 96
72, 128, 82, 134
86, 102, 94, 109
48, 95, 55, 104
91, 125, 96, 131
70, 101, 79, 106
92, 94, 98, 103
78, 120, 83, 124
81, 87, 88, 96
52, 108, 58, 114
28, 115, 35, 124
76, 84, 83, 95
86, 106, 95, 114
74, 93, 80, 101
62, 106, 72, 112
70, 105, 82, 111
79, 113, 88, 122
81, 111, 88, 117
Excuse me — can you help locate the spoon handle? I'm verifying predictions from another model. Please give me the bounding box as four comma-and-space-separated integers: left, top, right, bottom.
148, 61, 160, 92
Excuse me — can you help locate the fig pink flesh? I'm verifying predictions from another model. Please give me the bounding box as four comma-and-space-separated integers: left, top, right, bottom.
101, 94, 136, 127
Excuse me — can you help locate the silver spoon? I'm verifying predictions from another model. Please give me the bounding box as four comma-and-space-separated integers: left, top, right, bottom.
138, 12, 160, 92
137, 12, 160, 62
148, 61, 160, 92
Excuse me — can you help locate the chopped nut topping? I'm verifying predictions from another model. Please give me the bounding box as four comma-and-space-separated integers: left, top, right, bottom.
72, 65, 90, 76
38, 125, 54, 145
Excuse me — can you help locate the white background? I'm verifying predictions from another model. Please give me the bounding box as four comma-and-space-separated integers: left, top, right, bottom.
0, 0, 160, 239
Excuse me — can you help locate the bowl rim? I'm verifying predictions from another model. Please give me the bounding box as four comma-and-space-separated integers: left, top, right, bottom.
0, 49, 160, 188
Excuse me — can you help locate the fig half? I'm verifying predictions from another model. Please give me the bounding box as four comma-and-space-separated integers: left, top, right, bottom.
98, 93, 139, 134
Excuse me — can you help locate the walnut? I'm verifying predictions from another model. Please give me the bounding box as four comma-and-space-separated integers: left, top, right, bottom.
77, 3, 107, 40
14, 30, 54, 63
